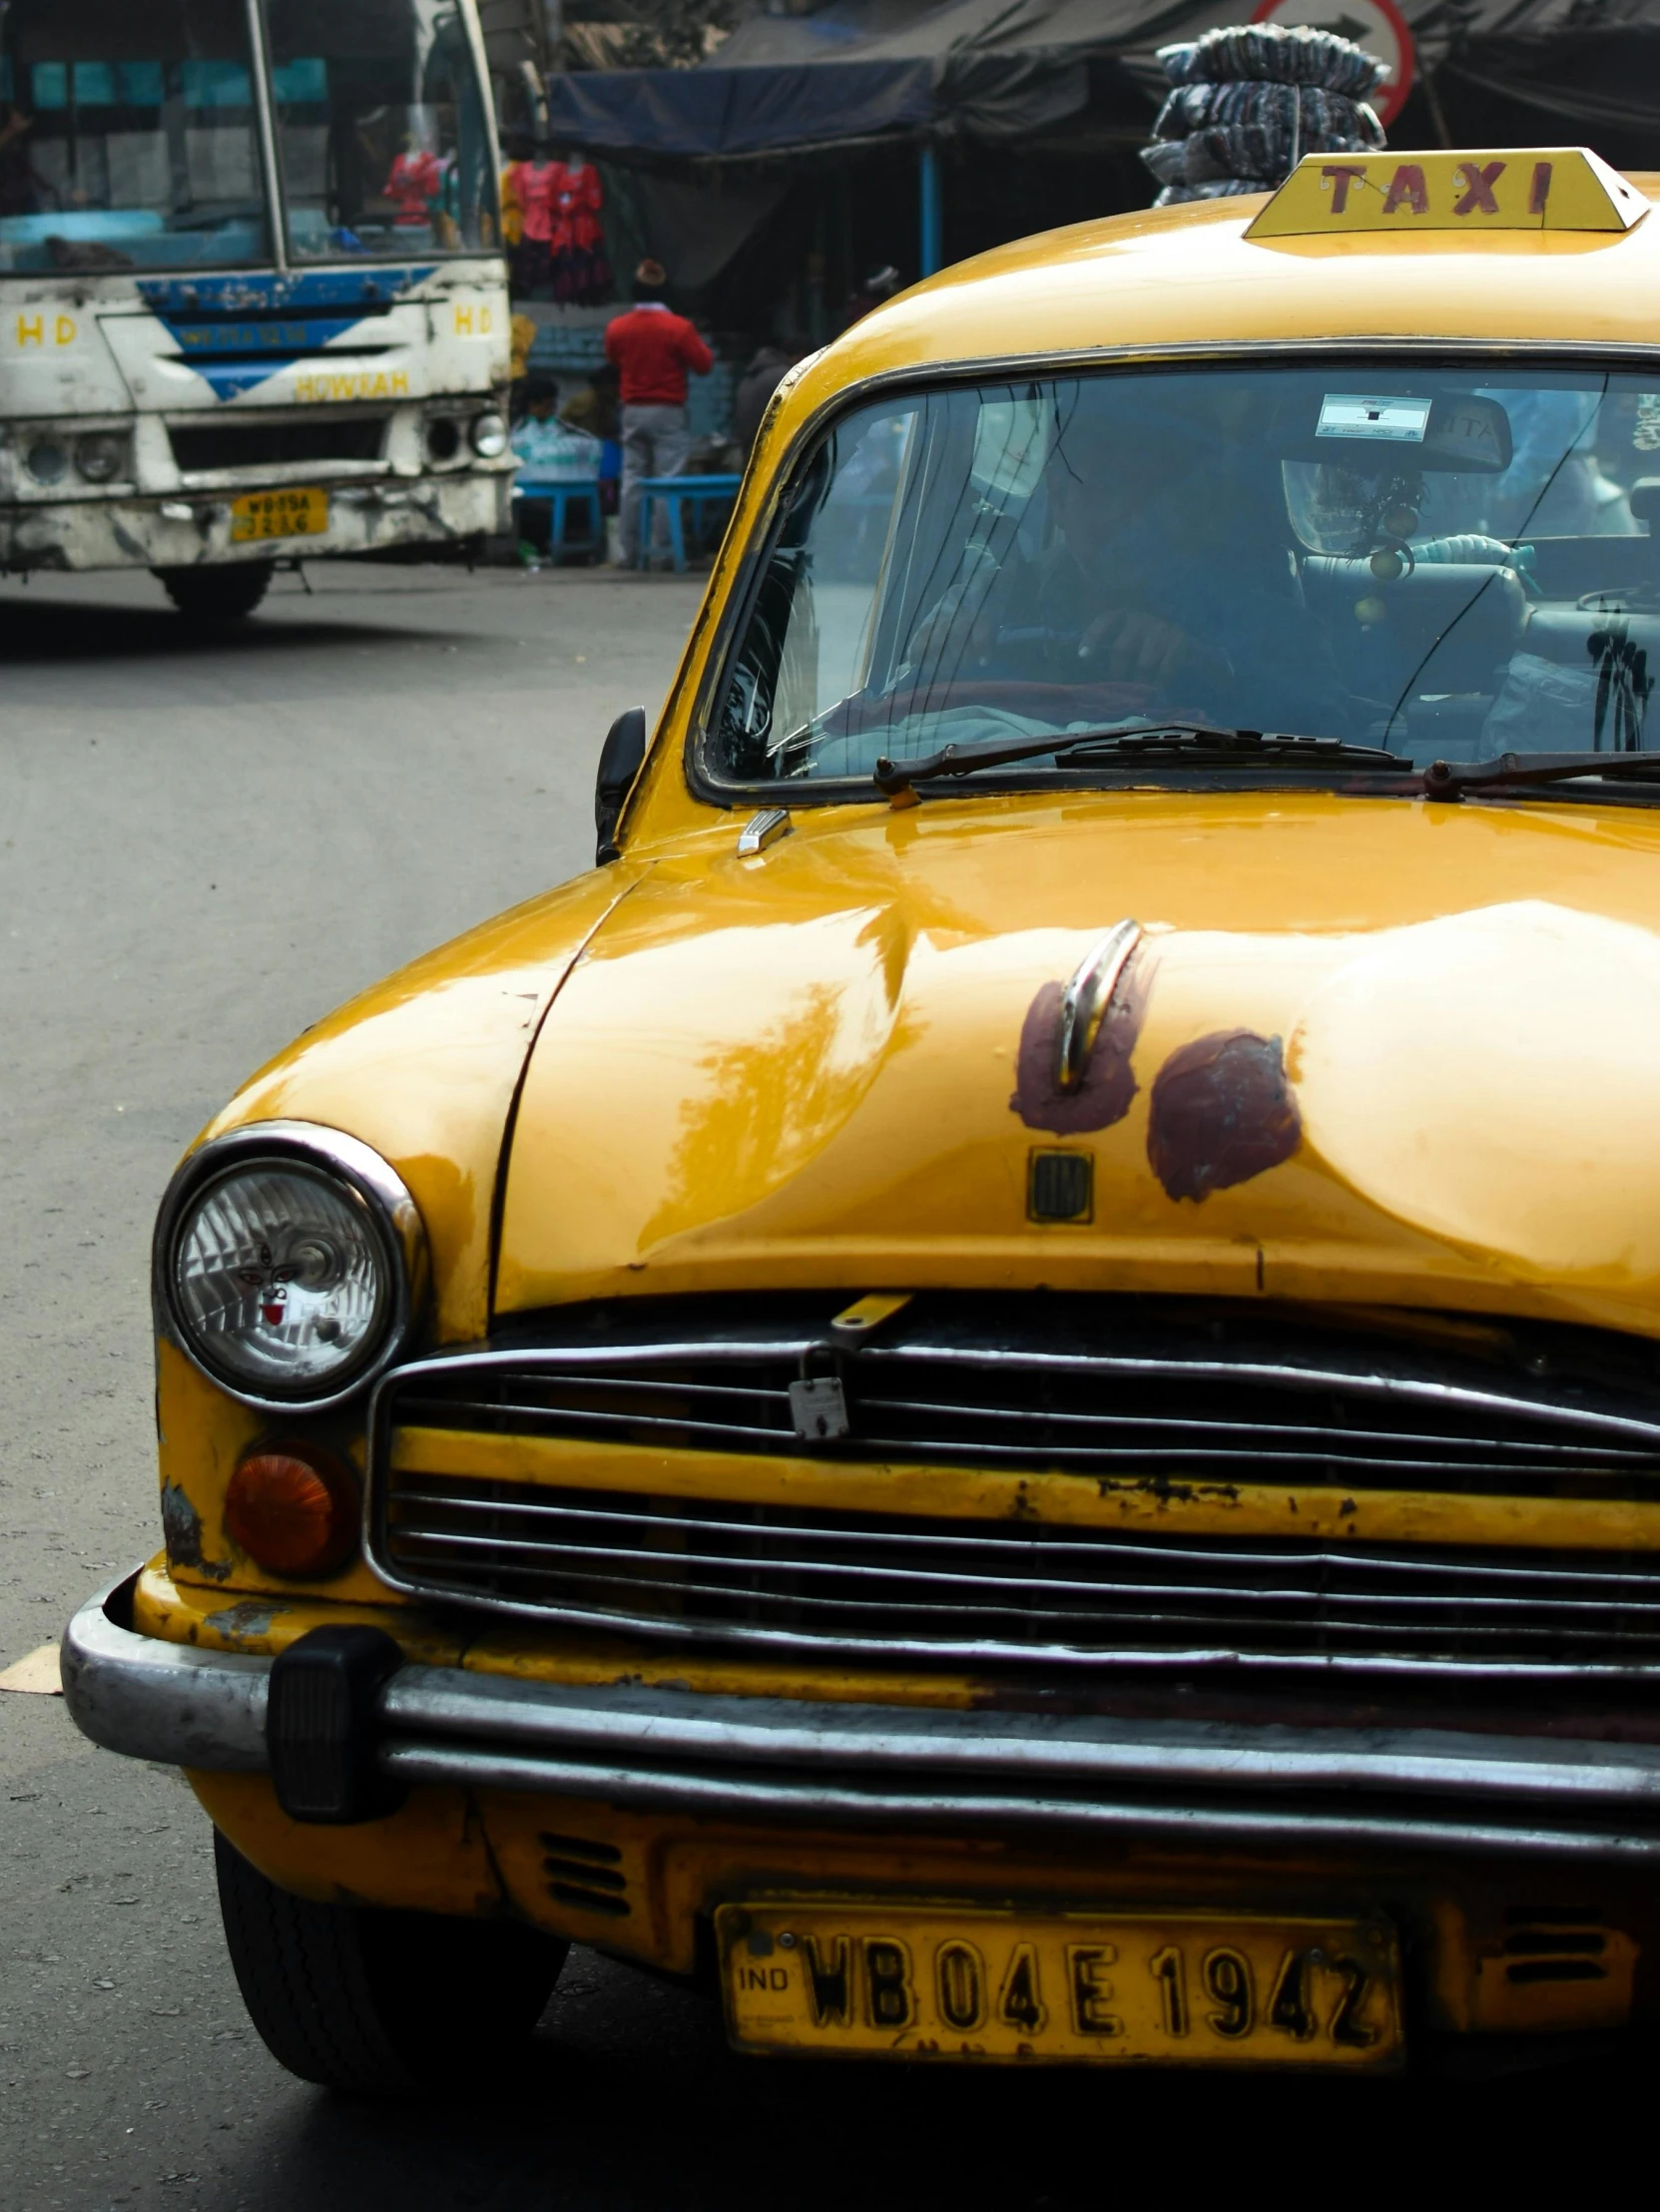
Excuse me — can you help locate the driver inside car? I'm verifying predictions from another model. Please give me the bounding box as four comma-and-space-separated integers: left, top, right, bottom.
902, 391, 1340, 733
1044, 419, 1232, 696
901, 399, 1221, 699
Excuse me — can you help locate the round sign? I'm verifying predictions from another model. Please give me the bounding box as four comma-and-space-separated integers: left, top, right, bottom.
1249, 0, 1416, 128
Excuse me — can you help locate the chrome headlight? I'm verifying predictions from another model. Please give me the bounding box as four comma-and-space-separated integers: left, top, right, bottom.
470, 410, 508, 459
156, 1123, 427, 1409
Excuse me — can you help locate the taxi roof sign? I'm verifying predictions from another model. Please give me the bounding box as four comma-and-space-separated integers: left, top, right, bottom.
1246, 147, 1647, 240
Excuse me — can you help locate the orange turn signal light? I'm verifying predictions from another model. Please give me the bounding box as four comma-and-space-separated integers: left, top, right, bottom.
225, 1447, 358, 1577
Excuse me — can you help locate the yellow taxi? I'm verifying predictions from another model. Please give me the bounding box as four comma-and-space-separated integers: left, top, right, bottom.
65, 147, 1660, 2087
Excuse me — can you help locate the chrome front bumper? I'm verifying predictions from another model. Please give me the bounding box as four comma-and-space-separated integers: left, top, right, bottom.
62, 1569, 1660, 1861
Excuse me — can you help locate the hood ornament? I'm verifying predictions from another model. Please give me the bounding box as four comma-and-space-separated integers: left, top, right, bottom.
1056, 919, 1142, 1094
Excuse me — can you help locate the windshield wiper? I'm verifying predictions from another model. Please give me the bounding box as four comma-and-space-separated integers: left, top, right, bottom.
1423, 750, 1660, 800
872, 724, 1410, 797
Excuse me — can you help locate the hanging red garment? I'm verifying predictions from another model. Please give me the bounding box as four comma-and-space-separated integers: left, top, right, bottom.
553, 162, 604, 252
550, 162, 609, 305
509, 158, 563, 246
384, 149, 440, 227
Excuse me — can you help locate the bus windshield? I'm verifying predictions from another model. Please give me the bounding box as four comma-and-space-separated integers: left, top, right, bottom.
267, 0, 495, 264
0, 0, 269, 271
0, 0, 495, 275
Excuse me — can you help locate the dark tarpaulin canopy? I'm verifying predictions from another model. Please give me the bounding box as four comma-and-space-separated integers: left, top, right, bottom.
542, 0, 1206, 161
1413, 0, 1660, 138
542, 0, 1660, 162
543, 56, 937, 157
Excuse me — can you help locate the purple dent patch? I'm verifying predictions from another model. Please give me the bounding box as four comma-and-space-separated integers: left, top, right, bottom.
1009, 947, 1153, 1135
1147, 1029, 1302, 1203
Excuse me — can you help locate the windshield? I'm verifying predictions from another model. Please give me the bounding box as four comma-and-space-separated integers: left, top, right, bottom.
0, 0, 270, 271
0, 0, 495, 274
708, 363, 1660, 790
267, 0, 496, 263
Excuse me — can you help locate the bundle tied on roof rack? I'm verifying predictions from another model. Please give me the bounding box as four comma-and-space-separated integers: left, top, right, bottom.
1142, 23, 1387, 208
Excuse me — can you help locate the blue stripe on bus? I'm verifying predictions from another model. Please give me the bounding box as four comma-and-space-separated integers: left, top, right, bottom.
137, 267, 438, 317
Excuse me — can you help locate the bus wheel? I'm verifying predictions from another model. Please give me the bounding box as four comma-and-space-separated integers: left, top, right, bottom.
156, 562, 275, 627
214, 1832, 569, 2096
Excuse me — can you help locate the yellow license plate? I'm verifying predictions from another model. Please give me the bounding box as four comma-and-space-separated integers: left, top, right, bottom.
719, 1904, 1401, 2069
230, 486, 328, 542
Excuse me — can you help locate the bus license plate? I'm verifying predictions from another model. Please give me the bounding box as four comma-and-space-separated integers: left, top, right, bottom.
231, 487, 328, 542
718, 1904, 1401, 2068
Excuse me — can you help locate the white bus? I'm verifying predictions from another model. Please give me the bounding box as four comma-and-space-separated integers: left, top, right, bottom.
0, 0, 511, 623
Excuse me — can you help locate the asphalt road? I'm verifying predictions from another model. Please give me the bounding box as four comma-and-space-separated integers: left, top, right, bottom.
0, 562, 1630, 2211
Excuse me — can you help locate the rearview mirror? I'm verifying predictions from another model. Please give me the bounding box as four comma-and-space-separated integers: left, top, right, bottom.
595, 706, 648, 865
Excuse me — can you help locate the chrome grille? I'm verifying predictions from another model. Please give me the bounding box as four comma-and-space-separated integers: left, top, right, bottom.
368, 1297, 1660, 1673
380, 1474, 1660, 1668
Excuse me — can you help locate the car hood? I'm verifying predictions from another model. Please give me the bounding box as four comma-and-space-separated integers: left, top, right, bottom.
497, 792, 1660, 1340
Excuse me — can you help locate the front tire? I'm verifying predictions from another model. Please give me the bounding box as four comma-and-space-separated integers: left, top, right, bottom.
156, 561, 275, 627
215, 1832, 569, 2096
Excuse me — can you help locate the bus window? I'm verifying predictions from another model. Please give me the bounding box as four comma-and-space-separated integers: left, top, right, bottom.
0, 0, 268, 271
264, 0, 497, 262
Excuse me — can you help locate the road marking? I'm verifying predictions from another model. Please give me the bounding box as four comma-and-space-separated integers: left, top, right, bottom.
0, 1643, 62, 1694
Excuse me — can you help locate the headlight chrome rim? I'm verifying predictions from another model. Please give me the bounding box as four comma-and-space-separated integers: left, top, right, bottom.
154, 1121, 428, 1412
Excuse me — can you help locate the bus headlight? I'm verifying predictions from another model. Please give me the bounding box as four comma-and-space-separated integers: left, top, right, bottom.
470, 411, 508, 459
76, 434, 127, 484
156, 1123, 427, 1410
26, 440, 68, 484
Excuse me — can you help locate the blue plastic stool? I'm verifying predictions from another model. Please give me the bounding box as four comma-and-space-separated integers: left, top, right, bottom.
635, 473, 743, 573
513, 477, 602, 564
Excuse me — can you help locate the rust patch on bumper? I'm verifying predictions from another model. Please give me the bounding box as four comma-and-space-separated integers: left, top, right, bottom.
1011, 944, 1153, 1134
1147, 1029, 1301, 1202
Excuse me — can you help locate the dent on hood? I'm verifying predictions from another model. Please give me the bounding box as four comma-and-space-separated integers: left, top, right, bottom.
634, 908, 913, 1248
1290, 898, 1660, 1288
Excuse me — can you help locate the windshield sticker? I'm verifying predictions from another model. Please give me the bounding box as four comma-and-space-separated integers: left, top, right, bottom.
1634, 394, 1660, 453
1318, 394, 1432, 444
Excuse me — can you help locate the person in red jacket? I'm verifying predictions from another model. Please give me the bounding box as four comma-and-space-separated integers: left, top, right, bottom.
604, 259, 714, 567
